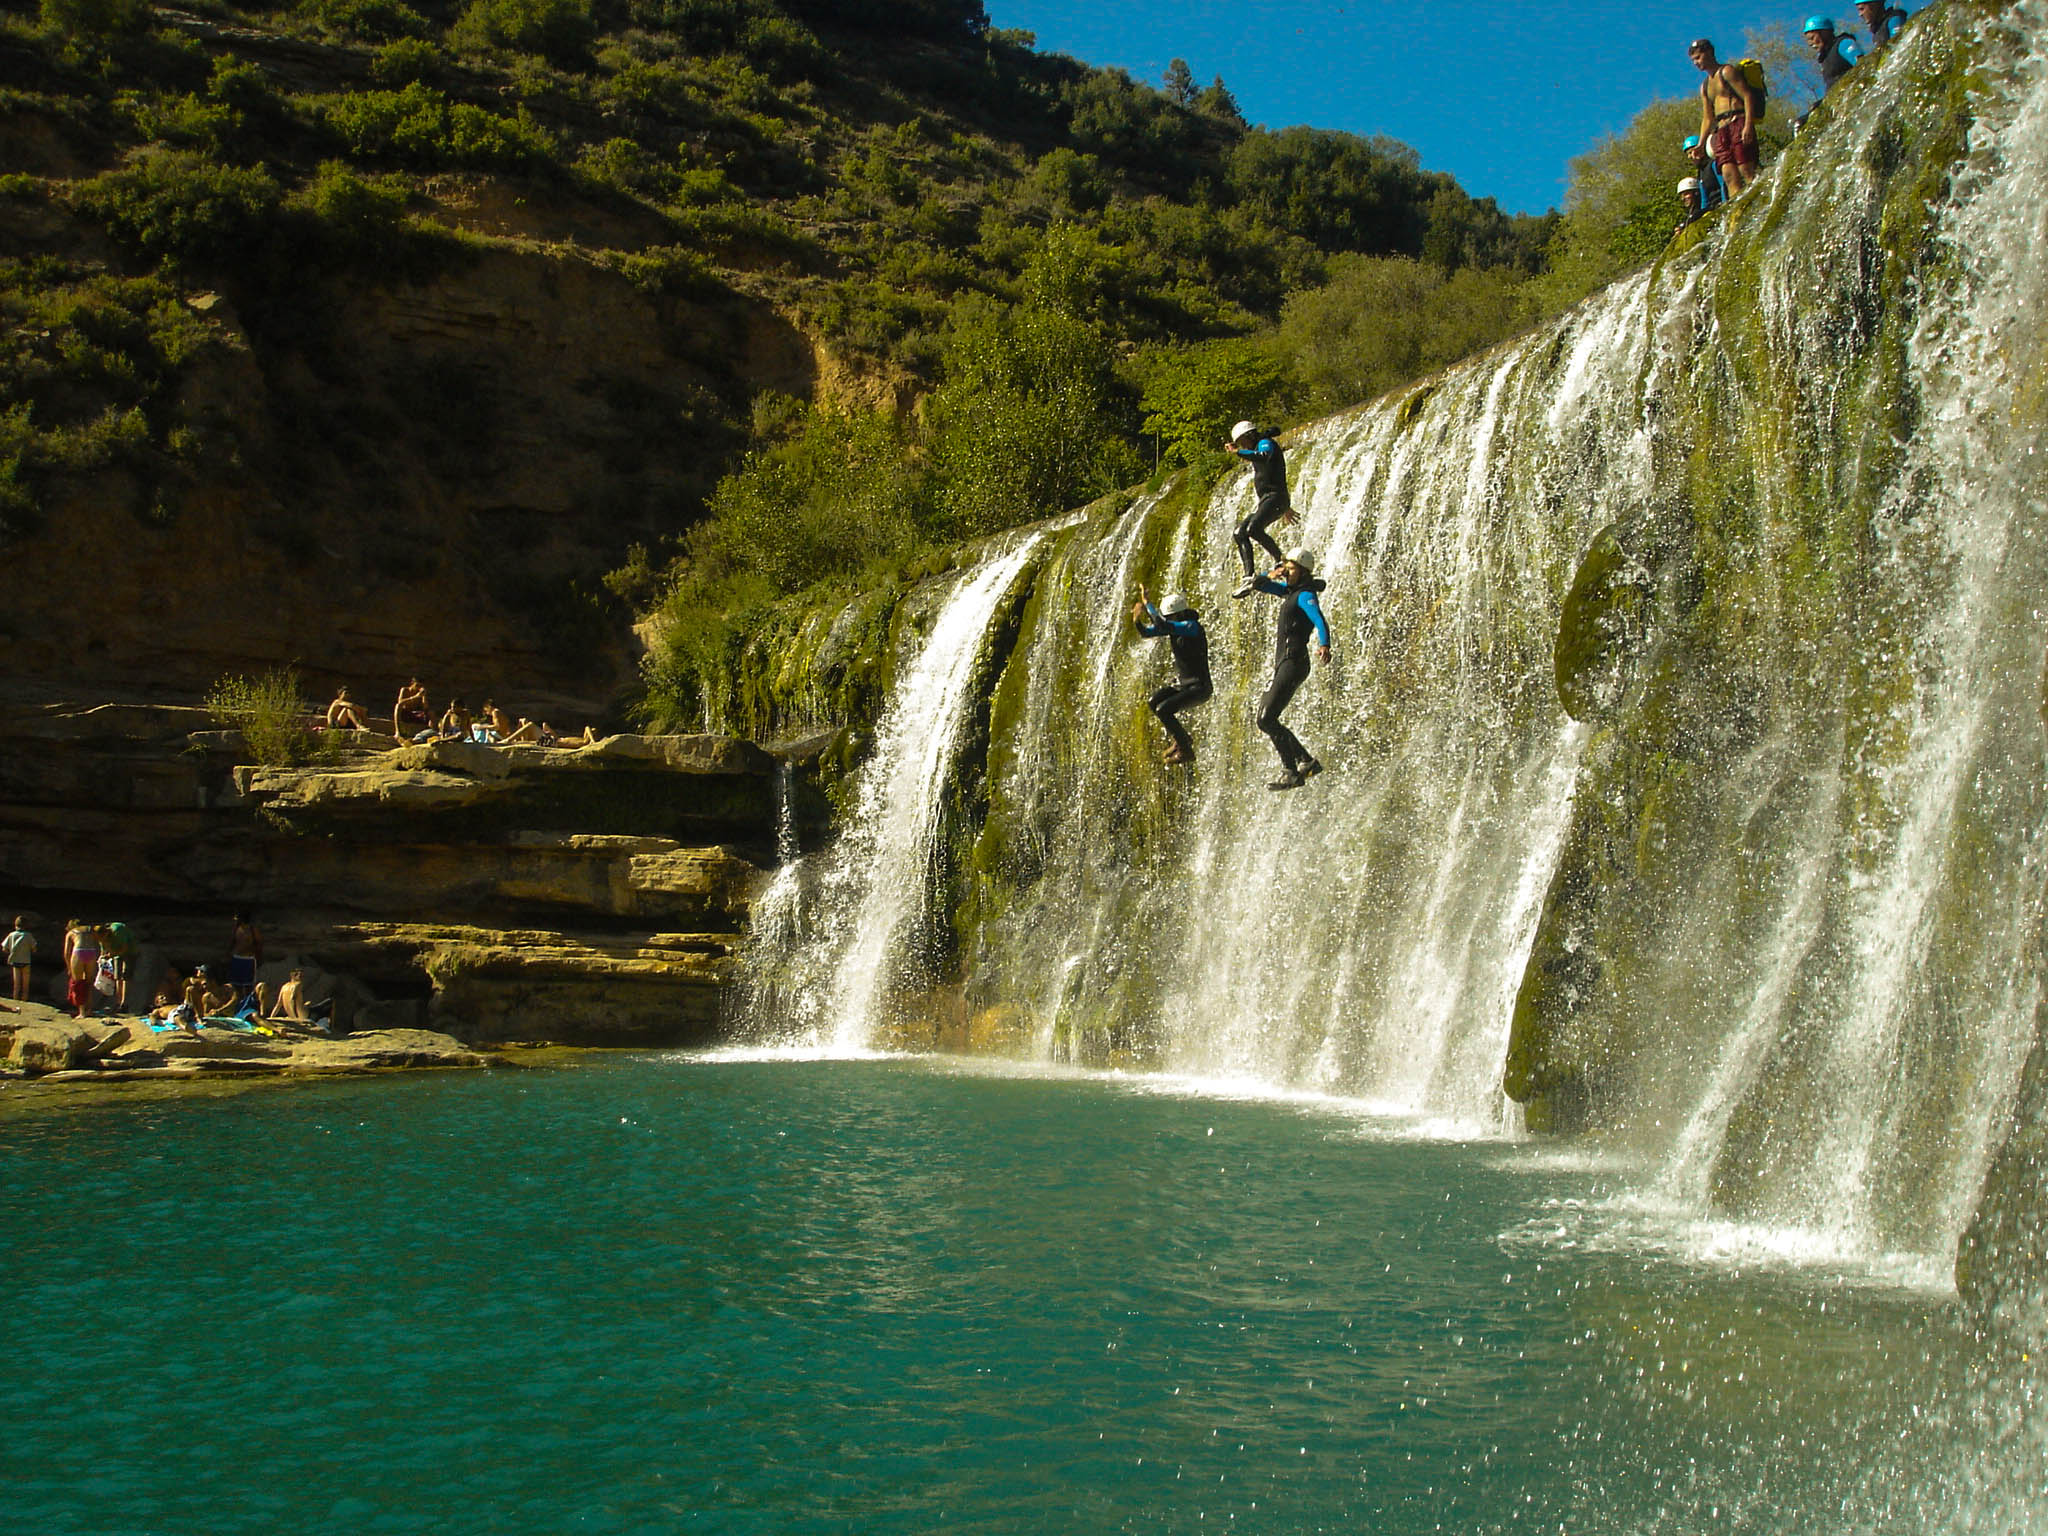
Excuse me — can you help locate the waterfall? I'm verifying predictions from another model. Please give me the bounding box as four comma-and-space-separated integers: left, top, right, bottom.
741, 538, 1041, 1051
736, 3, 2048, 1282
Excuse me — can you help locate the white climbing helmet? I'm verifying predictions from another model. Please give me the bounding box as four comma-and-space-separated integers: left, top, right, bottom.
1284, 547, 1315, 573
1230, 419, 1257, 443
1159, 591, 1195, 617
1678, 176, 1702, 194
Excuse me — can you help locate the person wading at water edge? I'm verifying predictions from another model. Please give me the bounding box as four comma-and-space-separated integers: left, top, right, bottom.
1690, 38, 1763, 197
1224, 420, 1296, 598
1248, 548, 1331, 791
1131, 585, 1212, 766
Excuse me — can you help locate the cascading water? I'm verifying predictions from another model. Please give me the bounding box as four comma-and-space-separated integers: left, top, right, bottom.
741, 538, 1040, 1051
736, 3, 2048, 1291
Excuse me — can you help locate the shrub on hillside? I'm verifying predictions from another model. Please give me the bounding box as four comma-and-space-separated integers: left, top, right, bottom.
319, 84, 557, 171
69, 153, 282, 266
450, 0, 595, 68
301, 0, 432, 42
1276, 254, 1534, 412
690, 406, 931, 595
38, 0, 147, 42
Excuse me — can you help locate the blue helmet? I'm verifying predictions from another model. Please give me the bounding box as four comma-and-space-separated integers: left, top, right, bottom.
1803, 15, 1835, 32
1683, 133, 1702, 149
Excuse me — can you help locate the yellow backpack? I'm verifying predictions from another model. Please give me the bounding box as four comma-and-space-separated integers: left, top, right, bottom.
1733, 58, 1768, 117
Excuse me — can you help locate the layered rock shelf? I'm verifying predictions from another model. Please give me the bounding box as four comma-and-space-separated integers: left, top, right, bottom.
0, 697, 780, 1049
0, 1000, 493, 1084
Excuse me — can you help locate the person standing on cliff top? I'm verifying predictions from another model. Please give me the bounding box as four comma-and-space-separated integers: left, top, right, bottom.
1690, 39, 1761, 196
1132, 585, 1212, 766
1803, 16, 1862, 95
1674, 178, 1706, 235
1248, 548, 1331, 791
1224, 421, 1296, 598
5, 916, 35, 1001
1856, 1, 1907, 51
1682, 134, 1726, 209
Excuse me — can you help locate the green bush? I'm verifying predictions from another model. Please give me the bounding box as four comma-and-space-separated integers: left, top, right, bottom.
1136, 338, 1292, 470
289, 160, 413, 246
69, 153, 282, 266
370, 38, 444, 85
319, 84, 557, 171
38, 0, 146, 42
205, 668, 315, 767
691, 405, 931, 594
926, 296, 1138, 538
450, 0, 595, 67
302, 0, 432, 41
1275, 254, 1533, 412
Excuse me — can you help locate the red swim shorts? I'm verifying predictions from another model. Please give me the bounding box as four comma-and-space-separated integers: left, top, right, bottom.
1711, 119, 1759, 171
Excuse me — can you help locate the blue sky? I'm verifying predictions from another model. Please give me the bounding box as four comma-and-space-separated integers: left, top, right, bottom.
982, 1, 1832, 214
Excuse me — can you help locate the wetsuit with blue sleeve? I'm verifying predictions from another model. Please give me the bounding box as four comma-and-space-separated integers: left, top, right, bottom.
1136, 603, 1212, 757
1818, 33, 1861, 92
1250, 573, 1329, 775
1698, 158, 1727, 209
1232, 435, 1291, 578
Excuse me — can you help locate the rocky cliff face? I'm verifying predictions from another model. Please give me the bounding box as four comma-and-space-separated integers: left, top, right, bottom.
0, 699, 777, 1045
0, 235, 815, 715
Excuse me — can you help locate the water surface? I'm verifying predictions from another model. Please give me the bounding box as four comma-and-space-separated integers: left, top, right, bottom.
2, 1057, 2036, 1534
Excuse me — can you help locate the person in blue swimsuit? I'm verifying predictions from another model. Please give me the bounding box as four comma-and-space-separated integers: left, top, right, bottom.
1225, 420, 1296, 596
1248, 548, 1331, 790
1132, 586, 1211, 765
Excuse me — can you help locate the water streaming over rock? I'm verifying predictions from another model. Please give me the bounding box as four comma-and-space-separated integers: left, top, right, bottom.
737, 3, 2048, 1285
740, 538, 1041, 1050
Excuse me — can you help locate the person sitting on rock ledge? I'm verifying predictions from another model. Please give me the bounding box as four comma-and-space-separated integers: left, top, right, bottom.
267, 968, 333, 1035
436, 699, 474, 742
149, 967, 199, 1032
395, 678, 432, 741
326, 687, 372, 732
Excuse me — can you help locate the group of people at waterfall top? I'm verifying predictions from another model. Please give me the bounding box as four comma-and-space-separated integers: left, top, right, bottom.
1675, 7, 1908, 230
1129, 421, 1329, 792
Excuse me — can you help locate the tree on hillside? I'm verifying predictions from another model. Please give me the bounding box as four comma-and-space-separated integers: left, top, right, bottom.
1162, 57, 1196, 107
1194, 75, 1243, 125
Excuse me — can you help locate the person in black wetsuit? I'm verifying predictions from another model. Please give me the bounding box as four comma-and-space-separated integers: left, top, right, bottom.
1804, 16, 1861, 95
1132, 586, 1211, 765
1249, 547, 1331, 791
1224, 420, 1296, 597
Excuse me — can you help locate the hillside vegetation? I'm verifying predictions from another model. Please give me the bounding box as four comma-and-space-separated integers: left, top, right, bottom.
0, 0, 1759, 718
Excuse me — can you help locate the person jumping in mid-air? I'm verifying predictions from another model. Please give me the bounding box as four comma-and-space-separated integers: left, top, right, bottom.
1132, 586, 1211, 765
1225, 420, 1295, 598
1248, 548, 1331, 791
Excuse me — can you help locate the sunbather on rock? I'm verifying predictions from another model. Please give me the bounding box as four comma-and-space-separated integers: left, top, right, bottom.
326, 687, 371, 731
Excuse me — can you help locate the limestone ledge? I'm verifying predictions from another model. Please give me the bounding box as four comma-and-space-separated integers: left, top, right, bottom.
329, 922, 736, 1047
0, 1001, 493, 1083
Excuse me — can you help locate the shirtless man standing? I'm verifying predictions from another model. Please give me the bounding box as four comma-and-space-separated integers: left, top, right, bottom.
1690, 38, 1761, 197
